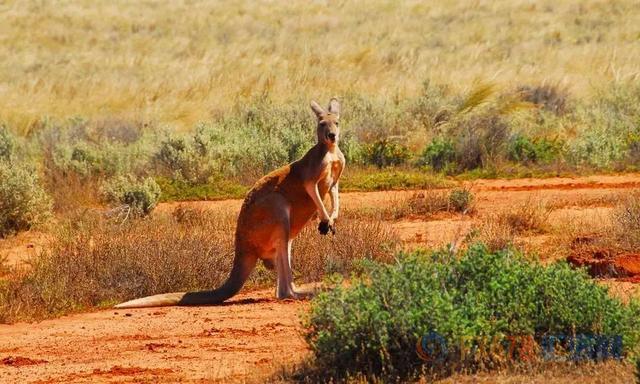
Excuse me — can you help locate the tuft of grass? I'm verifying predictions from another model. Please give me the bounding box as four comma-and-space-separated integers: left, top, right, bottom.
613, 191, 640, 250
500, 200, 552, 235
518, 84, 570, 115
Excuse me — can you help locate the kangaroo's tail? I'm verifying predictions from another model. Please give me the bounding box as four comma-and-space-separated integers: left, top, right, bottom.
114, 252, 256, 309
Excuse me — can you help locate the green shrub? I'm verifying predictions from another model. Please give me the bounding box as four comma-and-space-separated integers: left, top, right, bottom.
0, 162, 53, 237
451, 113, 511, 170
154, 134, 213, 183
361, 138, 410, 168
420, 137, 455, 171
103, 176, 161, 217
448, 188, 474, 213
508, 135, 564, 164
305, 244, 640, 381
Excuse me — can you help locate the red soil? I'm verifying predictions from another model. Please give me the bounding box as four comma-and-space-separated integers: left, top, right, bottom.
2, 174, 640, 382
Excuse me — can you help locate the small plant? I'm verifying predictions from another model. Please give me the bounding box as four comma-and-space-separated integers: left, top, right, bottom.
103, 176, 161, 217
420, 137, 455, 171
361, 138, 410, 168
508, 135, 564, 164
0, 162, 53, 237
500, 200, 551, 234
448, 188, 474, 213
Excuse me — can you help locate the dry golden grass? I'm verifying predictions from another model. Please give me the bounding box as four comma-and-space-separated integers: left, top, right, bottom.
500, 199, 552, 235
2, 0, 639, 132
0, 205, 399, 323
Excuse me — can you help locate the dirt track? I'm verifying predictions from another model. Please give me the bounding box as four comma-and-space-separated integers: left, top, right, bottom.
2, 174, 640, 383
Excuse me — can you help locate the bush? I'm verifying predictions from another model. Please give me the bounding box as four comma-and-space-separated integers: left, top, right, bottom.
508, 135, 564, 164
103, 176, 161, 217
305, 244, 640, 381
361, 138, 410, 168
420, 137, 455, 171
448, 188, 474, 213
518, 84, 569, 115
154, 134, 212, 183
0, 162, 52, 237
0, 125, 15, 162
452, 114, 511, 170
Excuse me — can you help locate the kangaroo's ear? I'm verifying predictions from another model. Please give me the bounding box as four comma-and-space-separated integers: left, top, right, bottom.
327, 97, 340, 117
310, 100, 325, 119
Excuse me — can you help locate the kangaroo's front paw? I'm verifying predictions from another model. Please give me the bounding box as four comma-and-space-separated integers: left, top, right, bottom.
318, 220, 331, 235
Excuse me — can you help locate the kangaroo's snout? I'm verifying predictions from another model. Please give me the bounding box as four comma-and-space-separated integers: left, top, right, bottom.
327, 132, 336, 142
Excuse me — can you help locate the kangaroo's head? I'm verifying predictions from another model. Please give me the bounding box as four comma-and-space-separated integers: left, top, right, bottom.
310, 98, 340, 148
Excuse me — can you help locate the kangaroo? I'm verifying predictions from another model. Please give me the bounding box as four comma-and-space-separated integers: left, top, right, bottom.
115, 99, 345, 308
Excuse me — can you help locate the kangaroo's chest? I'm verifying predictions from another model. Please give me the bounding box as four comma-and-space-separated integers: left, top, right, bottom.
318, 157, 343, 194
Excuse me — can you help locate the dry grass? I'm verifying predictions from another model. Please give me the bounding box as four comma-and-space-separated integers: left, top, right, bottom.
500, 199, 552, 235
278, 360, 636, 384
548, 191, 640, 266
612, 190, 640, 250
465, 199, 551, 252
2, 0, 640, 132
0, 206, 399, 323
468, 214, 518, 253
345, 189, 449, 221
346, 188, 474, 221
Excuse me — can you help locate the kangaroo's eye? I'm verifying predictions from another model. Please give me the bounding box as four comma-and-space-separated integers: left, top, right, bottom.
335, 121, 339, 126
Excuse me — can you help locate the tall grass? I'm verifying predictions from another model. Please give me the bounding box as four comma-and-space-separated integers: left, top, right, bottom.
2, 1, 639, 132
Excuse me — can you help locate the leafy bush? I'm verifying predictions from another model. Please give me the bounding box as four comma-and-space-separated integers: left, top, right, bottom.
420, 137, 455, 171
154, 134, 213, 183
508, 135, 564, 164
0, 162, 53, 237
361, 138, 410, 168
103, 176, 161, 217
448, 188, 474, 213
305, 244, 640, 381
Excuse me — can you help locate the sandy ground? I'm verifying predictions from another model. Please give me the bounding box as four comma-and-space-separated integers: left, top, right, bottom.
2, 174, 640, 383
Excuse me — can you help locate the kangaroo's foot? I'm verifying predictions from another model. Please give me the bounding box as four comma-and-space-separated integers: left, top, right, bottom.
276, 284, 316, 300
276, 290, 314, 300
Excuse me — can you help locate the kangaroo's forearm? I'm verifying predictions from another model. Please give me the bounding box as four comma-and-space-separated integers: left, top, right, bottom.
330, 184, 339, 219
305, 181, 331, 221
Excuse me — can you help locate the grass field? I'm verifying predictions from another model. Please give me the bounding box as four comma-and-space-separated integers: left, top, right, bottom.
1, 0, 639, 132
1, 1, 640, 382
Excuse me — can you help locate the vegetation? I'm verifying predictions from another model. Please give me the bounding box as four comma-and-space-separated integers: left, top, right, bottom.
103, 176, 161, 217
0, 1, 637, 213
0, 208, 399, 323
302, 244, 640, 382
0, 153, 52, 237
